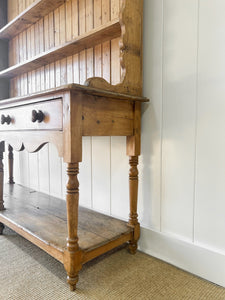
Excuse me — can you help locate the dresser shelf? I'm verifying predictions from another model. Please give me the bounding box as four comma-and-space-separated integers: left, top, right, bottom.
0, 19, 121, 79
0, 183, 132, 264
0, 0, 66, 39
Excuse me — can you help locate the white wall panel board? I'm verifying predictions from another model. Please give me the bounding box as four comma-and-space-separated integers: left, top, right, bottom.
13, 151, 21, 185
79, 137, 92, 208
195, 0, 225, 251
161, 0, 198, 240
92, 137, 111, 214
49, 143, 62, 198
19, 151, 30, 187
38, 144, 50, 194
61, 158, 67, 201
28, 152, 39, 190
139, 227, 225, 287
111, 136, 129, 220
140, 0, 163, 230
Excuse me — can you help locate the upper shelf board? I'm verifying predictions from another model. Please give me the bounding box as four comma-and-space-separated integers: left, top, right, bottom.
0, 0, 67, 39
0, 19, 121, 79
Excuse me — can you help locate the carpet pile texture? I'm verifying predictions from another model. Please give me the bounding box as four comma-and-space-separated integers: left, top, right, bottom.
1, 227, 225, 299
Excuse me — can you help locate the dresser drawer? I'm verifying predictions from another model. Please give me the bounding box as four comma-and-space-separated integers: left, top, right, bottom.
0, 99, 62, 131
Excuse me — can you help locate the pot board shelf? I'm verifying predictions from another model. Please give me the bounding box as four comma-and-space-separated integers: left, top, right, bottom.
0, 183, 133, 264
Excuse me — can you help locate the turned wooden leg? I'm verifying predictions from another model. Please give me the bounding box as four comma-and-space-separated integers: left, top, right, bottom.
64, 163, 83, 291
8, 145, 15, 184
0, 142, 5, 211
0, 222, 4, 235
128, 156, 140, 254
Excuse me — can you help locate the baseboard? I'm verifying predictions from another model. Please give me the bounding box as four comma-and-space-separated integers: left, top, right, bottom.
138, 227, 225, 287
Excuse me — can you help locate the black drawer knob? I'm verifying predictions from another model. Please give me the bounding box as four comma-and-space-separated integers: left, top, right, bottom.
32, 110, 44, 123
1, 114, 11, 125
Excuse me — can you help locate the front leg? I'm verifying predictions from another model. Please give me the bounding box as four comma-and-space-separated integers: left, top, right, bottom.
63, 163, 83, 291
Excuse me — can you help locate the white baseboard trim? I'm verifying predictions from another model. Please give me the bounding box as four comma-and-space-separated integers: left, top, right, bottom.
138, 227, 225, 287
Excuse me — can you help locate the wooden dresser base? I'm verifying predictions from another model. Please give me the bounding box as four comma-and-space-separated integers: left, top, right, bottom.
0, 183, 133, 278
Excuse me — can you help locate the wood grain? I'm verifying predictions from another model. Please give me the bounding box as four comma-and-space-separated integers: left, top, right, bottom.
0, 20, 121, 79
0, 0, 67, 39
0, 183, 132, 255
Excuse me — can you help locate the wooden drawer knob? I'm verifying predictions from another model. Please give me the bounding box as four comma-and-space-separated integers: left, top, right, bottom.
32, 110, 44, 123
1, 114, 11, 125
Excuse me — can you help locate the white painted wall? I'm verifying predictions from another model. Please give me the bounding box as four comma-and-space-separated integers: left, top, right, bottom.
7, 0, 225, 287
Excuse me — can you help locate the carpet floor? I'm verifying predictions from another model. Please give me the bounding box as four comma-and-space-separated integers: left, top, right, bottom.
1, 227, 225, 300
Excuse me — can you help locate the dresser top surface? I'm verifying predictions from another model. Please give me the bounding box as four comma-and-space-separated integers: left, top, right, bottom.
0, 84, 149, 107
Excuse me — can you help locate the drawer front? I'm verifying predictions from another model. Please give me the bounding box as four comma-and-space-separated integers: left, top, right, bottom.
0, 99, 62, 131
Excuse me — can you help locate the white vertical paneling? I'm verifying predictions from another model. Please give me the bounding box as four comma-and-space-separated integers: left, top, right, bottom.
61, 159, 67, 200
161, 0, 198, 240
195, 0, 225, 251
111, 137, 128, 220
92, 137, 111, 214
19, 151, 30, 187
49, 143, 62, 198
28, 152, 39, 190
92, 41, 111, 214
79, 47, 93, 208
79, 138, 92, 208
13, 150, 21, 184
38, 145, 50, 194
139, 0, 163, 230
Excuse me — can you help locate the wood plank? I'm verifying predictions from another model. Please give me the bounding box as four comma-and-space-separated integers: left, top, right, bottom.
79, 50, 86, 84
8, 0, 18, 23
71, 0, 78, 39
0, 19, 121, 79
79, 0, 86, 35
39, 18, 44, 53
82, 96, 134, 136
65, 0, 72, 42
73, 54, 79, 83
94, 0, 102, 27
0, 184, 132, 253
102, 0, 110, 23
111, 0, 120, 20
86, 0, 94, 32
48, 12, 54, 48
59, 4, 66, 45
0, 0, 67, 39
0, 83, 147, 104
44, 15, 49, 51
54, 8, 60, 47
67, 55, 73, 83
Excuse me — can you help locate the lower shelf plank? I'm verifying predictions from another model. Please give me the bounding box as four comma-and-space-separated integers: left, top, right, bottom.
0, 184, 132, 263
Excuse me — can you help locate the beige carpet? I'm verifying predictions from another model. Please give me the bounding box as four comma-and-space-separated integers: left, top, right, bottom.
1, 227, 225, 300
